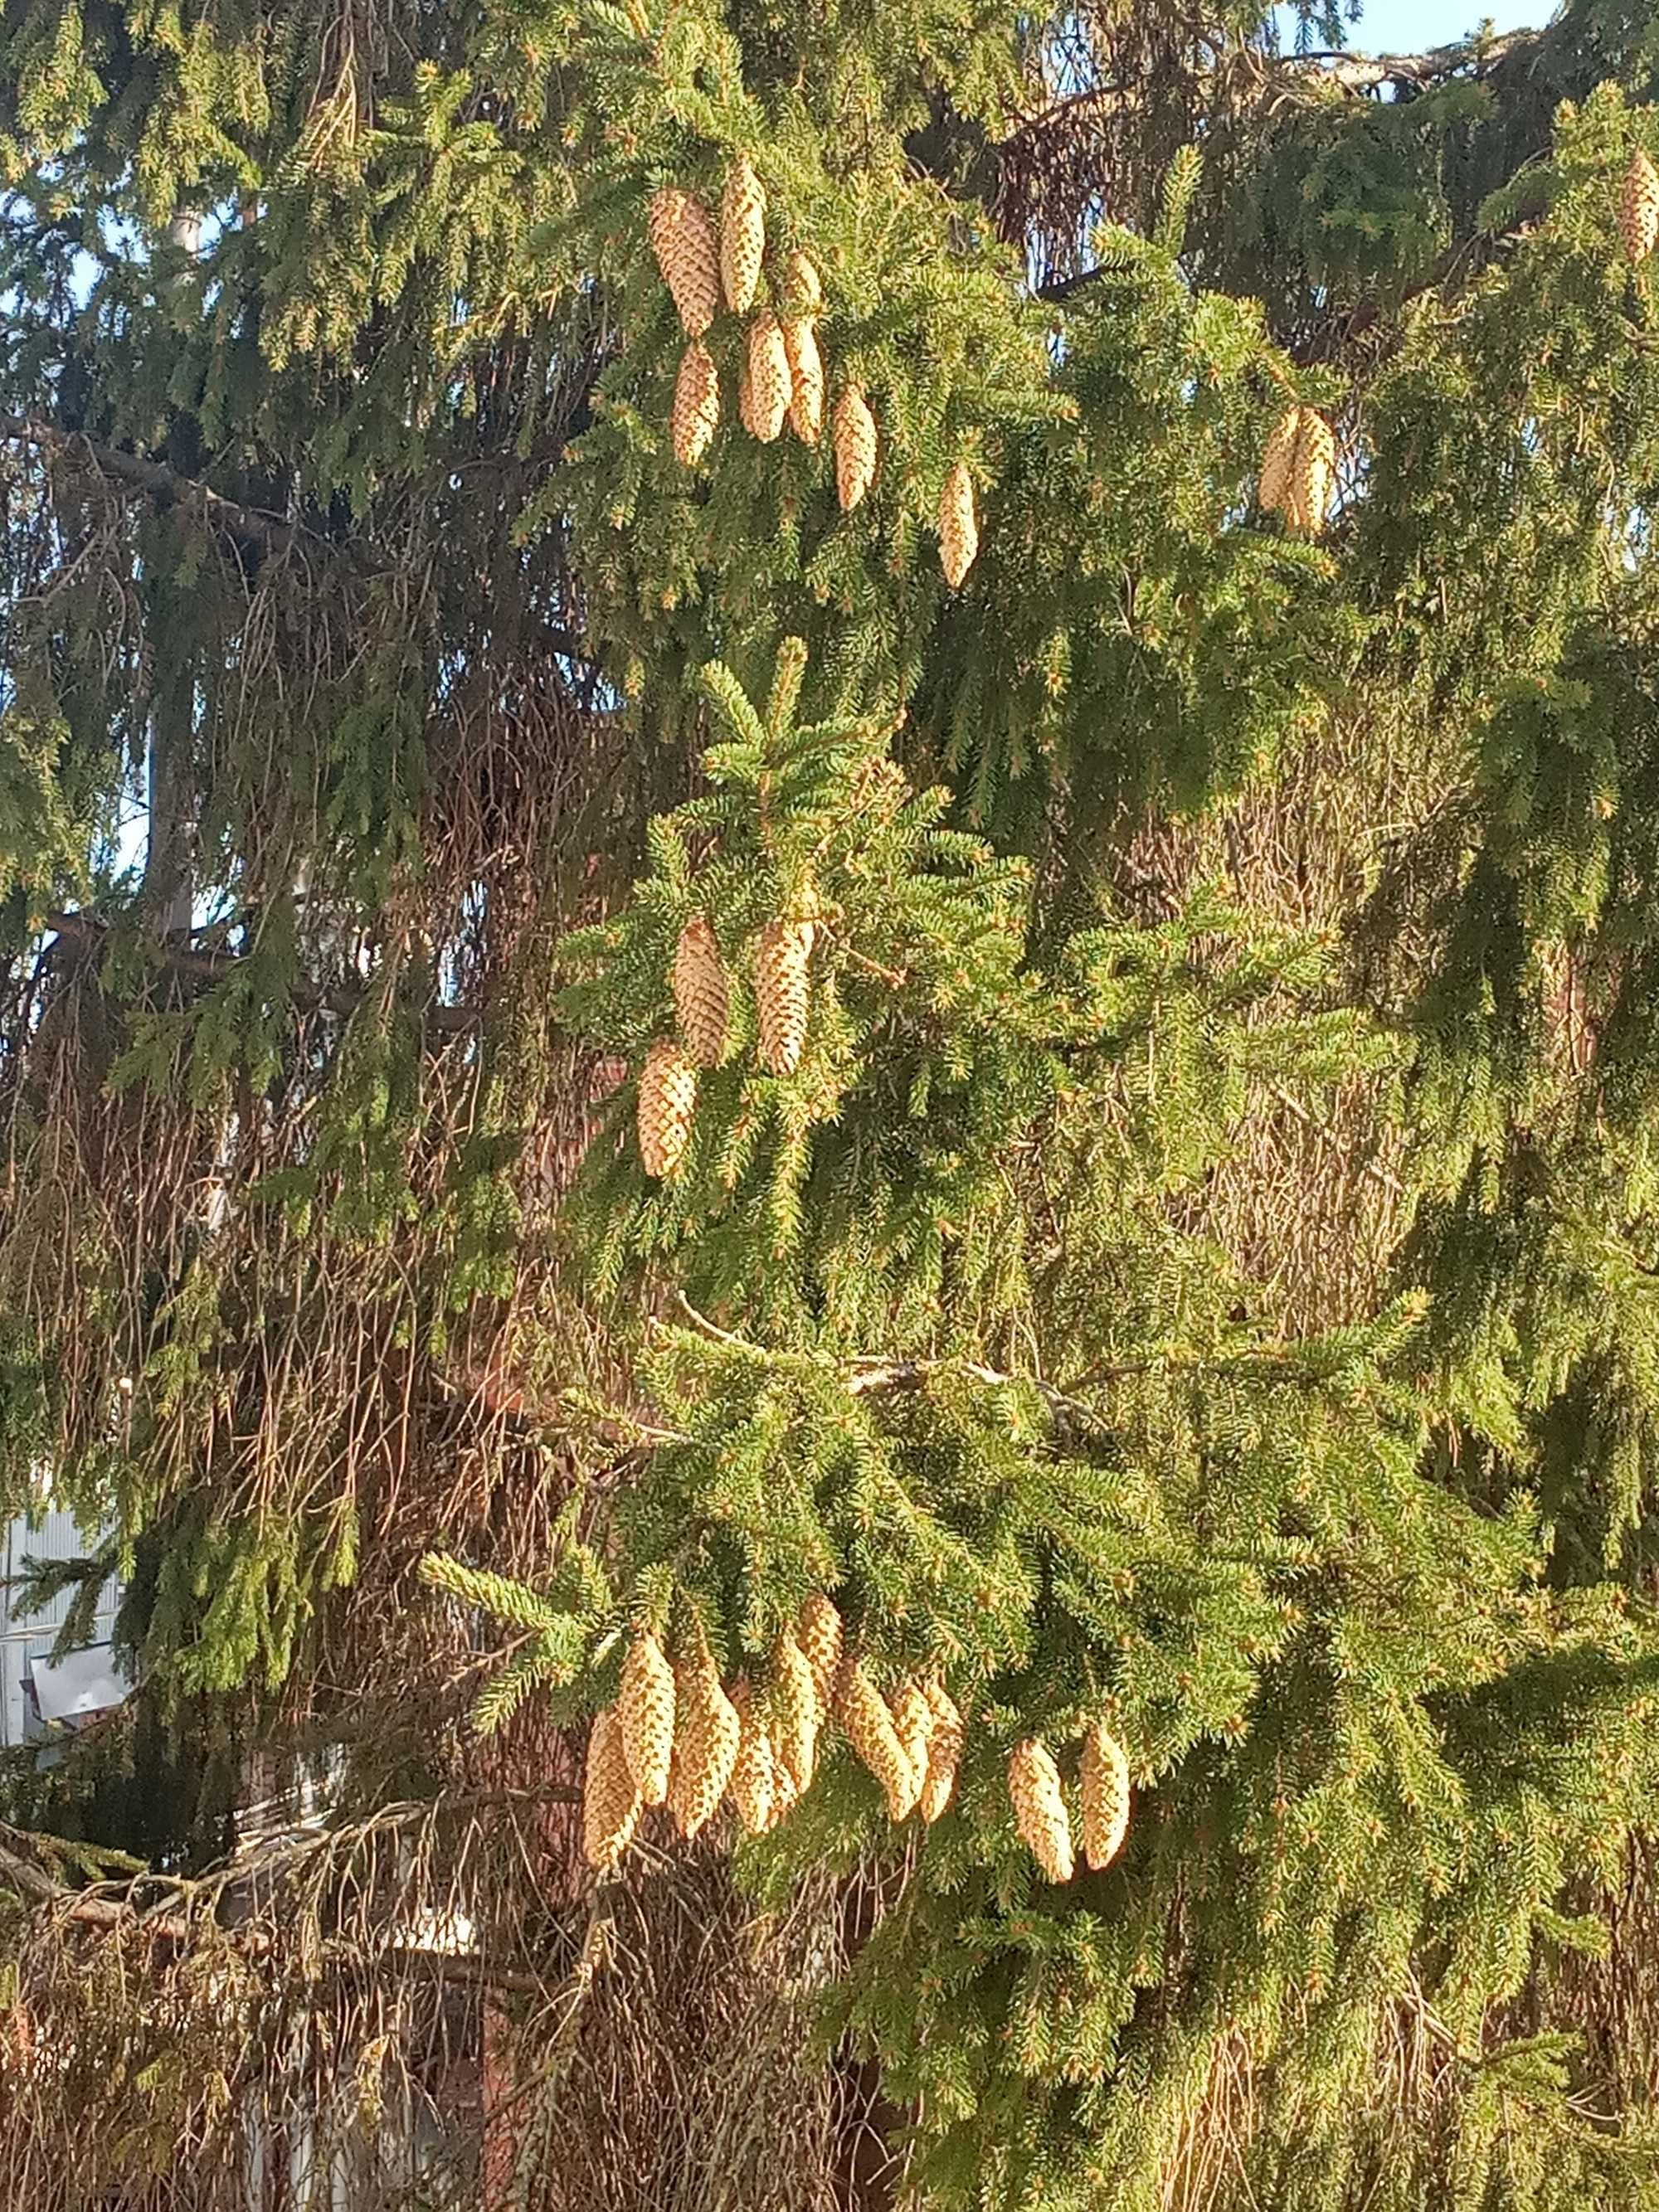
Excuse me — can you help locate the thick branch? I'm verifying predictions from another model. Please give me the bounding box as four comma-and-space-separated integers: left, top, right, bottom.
1014, 25, 1535, 171
0, 409, 312, 559
668, 1296, 1111, 1432
43, 907, 480, 1036
1276, 32, 1530, 97
844, 1352, 1111, 1432
7, 1792, 579, 1996
46, 1888, 552, 1997
1029, 32, 1537, 306
1035, 263, 1117, 305
668, 1296, 1352, 1427
1, 410, 596, 668
1001, 83, 1126, 147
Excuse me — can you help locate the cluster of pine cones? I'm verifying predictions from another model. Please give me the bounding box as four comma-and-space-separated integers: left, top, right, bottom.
647, 162, 980, 589
1007, 1722, 1131, 1884
584, 1592, 1135, 1882
584, 1594, 952, 1867
637, 908, 811, 1178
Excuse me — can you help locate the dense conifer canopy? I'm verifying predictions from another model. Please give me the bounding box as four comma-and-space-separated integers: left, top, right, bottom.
7, 1, 1659, 2205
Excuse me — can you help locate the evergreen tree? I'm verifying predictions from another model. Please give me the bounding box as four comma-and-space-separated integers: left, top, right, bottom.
7, 2, 1659, 2207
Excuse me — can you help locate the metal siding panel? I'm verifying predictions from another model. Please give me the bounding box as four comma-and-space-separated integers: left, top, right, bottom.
0, 1513, 124, 1746
0, 1639, 23, 1748
4, 1510, 100, 1633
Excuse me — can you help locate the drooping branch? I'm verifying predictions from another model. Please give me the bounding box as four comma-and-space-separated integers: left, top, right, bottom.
1024, 27, 1543, 304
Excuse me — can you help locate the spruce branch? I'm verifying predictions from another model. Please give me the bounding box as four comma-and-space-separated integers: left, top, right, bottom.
1015, 31, 1536, 179
843, 1353, 1112, 1434
417, 1553, 565, 1631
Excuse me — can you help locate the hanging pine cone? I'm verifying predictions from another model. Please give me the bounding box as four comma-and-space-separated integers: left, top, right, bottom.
1287, 411, 1335, 537
668, 1633, 741, 1840
637, 1038, 697, 1179
917, 1678, 964, 1824
1008, 1737, 1073, 1884
1622, 148, 1659, 263
742, 311, 791, 443
671, 341, 720, 468
721, 156, 766, 314
888, 1679, 932, 1820
648, 187, 721, 338
619, 1631, 676, 1806
771, 1631, 820, 1795
938, 461, 979, 590
780, 247, 824, 319
836, 1658, 914, 1820
834, 384, 878, 513
756, 917, 813, 1076
673, 916, 729, 1067
583, 1707, 642, 1870
727, 1678, 777, 1834
796, 1592, 844, 1709
1257, 406, 1302, 515
1079, 1718, 1131, 1871
782, 318, 824, 445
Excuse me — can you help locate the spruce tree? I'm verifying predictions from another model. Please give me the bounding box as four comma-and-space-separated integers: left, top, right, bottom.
7, 3, 1659, 2208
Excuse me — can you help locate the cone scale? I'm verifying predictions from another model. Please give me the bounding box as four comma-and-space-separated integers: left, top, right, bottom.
1287, 411, 1335, 538
1622, 148, 1659, 264
728, 1679, 777, 1834
783, 318, 824, 445
888, 1679, 932, 1819
619, 1631, 676, 1806
583, 1708, 642, 1871
797, 1593, 844, 1709
938, 462, 979, 589
1258, 406, 1302, 515
742, 312, 791, 443
668, 1636, 741, 1840
836, 1659, 915, 1820
917, 1679, 964, 1824
756, 918, 813, 1076
771, 1631, 821, 1796
780, 248, 823, 318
